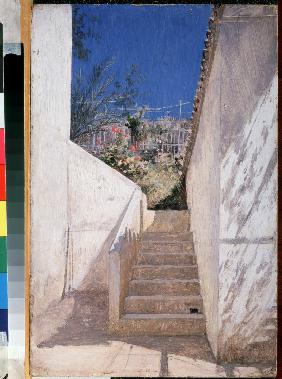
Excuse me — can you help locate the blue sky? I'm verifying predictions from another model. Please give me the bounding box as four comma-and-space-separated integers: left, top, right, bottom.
72, 4, 212, 120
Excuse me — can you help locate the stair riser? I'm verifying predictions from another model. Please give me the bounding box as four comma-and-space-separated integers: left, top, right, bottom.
147, 223, 190, 233
132, 266, 198, 280
142, 232, 193, 242
125, 298, 203, 314
129, 281, 201, 296
138, 254, 196, 265
110, 318, 205, 336
141, 242, 194, 253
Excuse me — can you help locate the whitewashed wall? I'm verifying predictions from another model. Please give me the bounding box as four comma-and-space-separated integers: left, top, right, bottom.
217, 5, 277, 362
186, 5, 277, 362
185, 40, 221, 355
67, 143, 138, 291
30, 4, 140, 322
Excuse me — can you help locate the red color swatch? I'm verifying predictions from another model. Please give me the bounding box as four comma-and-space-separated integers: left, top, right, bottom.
0, 130, 5, 165
0, 165, 6, 201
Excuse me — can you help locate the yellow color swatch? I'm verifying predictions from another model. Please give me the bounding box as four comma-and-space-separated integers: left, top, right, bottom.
0, 201, 7, 236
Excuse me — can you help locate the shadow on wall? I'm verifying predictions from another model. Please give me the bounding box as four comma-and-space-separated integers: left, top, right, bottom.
109, 227, 141, 332
63, 203, 134, 296
60, 182, 143, 299
33, 226, 141, 349
34, 208, 192, 348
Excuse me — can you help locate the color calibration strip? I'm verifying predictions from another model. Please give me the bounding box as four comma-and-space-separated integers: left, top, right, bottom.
0, 23, 8, 342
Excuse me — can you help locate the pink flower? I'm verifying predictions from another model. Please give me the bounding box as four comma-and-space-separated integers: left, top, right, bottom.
135, 156, 141, 161
129, 145, 136, 152
112, 127, 122, 134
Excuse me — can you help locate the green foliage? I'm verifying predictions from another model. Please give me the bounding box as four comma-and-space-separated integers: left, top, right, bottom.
73, 6, 100, 61
71, 62, 141, 140
72, 6, 188, 210
140, 148, 158, 163
127, 115, 141, 139
154, 181, 187, 210
97, 126, 187, 210
115, 65, 142, 112
71, 7, 143, 140
136, 163, 186, 210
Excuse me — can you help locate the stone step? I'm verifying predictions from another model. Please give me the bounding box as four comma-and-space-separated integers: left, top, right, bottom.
147, 210, 190, 233
142, 231, 193, 242
115, 313, 205, 336
129, 278, 201, 296
124, 295, 203, 314
132, 265, 198, 280
138, 252, 196, 265
141, 241, 194, 253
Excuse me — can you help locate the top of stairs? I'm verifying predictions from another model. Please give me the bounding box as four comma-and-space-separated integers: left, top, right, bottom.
146, 210, 190, 233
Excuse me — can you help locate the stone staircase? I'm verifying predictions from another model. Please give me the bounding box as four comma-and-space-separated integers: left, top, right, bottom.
119, 211, 206, 336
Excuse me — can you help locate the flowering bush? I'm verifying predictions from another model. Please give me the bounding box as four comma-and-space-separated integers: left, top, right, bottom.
112, 127, 123, 134
99, 129, 148, 180
116, 156, 148, 178
129, 144, 137, 152
94, 122, 187, 209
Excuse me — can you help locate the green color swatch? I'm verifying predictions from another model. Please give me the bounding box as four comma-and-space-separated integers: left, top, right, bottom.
0, 236, 7, 273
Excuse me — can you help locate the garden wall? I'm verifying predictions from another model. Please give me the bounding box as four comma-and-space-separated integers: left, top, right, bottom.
186, 4, 277, 363
30, 5, 140, 319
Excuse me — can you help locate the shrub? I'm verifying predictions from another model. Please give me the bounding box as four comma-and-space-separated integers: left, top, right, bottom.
135, 162, 186, 209
99, 128, 148, 180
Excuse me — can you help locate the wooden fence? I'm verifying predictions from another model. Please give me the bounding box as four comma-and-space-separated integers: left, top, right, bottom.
139, 129, 191, 158
85, 125, 191, 159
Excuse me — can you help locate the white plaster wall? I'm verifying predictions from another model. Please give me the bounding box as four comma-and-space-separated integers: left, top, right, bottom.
185, 38, 221, 356
68, 142, 138, 290
186, 5, 277, 362
142, 193, 155, 231
217, 6, 277, 360
220, 77, 277, 241
218, 243, 277, 355
31, 5, 71, 317
31, 4, 140, 322
109, 188, 142, 326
